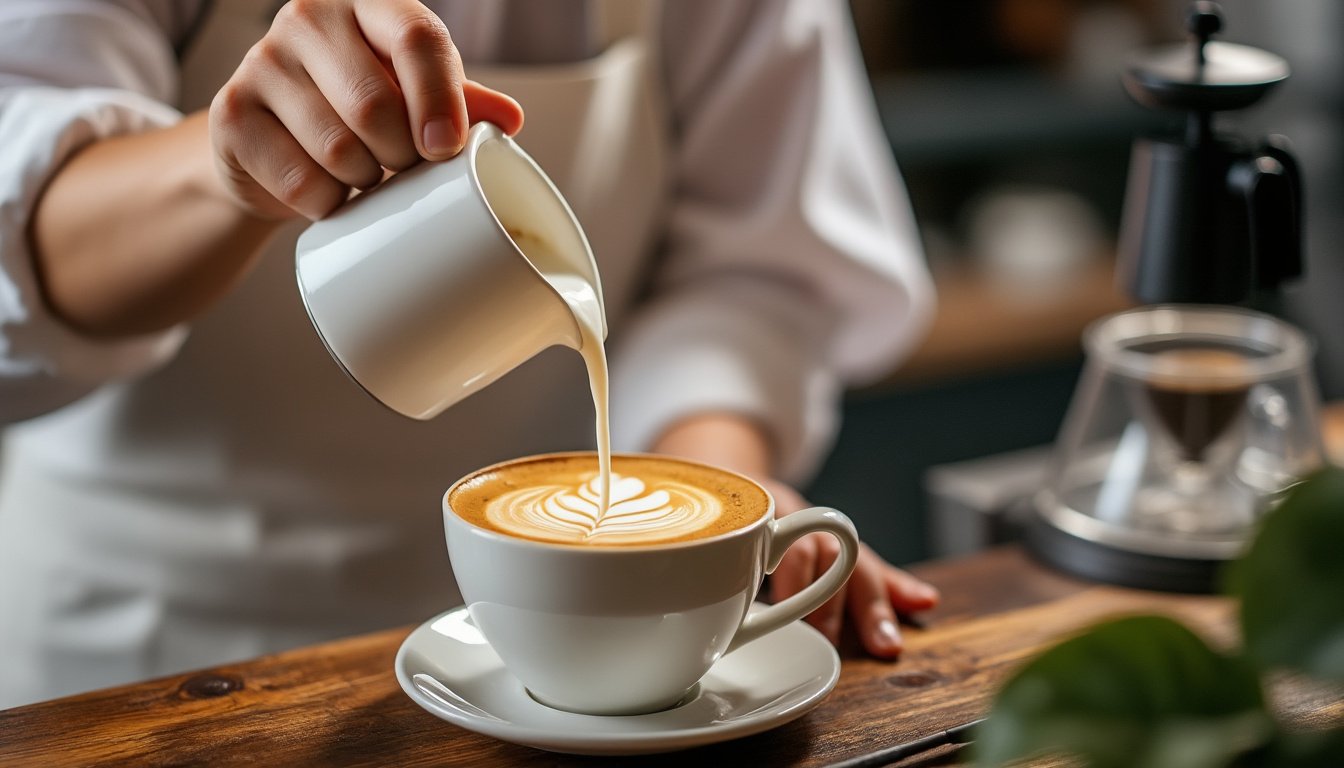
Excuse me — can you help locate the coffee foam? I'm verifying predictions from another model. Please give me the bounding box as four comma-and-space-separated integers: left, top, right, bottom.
1148, 348, 1253, 392
451, 455, 769, 546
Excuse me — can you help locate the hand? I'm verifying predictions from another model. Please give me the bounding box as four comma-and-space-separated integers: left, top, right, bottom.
209, 0, 524, 220
764, 480, 940, 658
646, 413, 940, 658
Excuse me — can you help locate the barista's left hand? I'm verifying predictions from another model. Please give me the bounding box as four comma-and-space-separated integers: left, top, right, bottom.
651, 413, 939, 659
763, 480, 939, 657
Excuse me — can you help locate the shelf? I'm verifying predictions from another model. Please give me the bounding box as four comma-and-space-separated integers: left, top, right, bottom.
880, 258, 1131, 388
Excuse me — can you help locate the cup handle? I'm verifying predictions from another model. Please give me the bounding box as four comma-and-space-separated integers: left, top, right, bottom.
726, 506, 859, 653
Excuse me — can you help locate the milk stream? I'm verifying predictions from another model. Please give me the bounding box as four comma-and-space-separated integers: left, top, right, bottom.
509, 230, 612, 517
549, 273, 611, 518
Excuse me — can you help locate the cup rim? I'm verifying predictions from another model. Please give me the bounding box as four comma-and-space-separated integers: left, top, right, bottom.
1083, 303, 1314, 382
443, 451, 777, 553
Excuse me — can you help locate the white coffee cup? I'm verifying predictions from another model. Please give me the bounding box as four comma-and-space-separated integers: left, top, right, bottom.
443, 453, 860, 716
295, 122, 604, 420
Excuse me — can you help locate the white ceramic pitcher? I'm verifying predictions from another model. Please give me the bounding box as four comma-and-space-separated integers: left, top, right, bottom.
295, 122, 604, 419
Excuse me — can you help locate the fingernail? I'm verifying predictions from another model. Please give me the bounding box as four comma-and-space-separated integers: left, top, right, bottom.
875, 619, 903, 653
915, 584, 941, 603
422, 117, 460, 157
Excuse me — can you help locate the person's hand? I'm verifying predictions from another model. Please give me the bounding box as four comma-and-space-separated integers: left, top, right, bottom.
646, 413, 939, 659
209, 0, 524, 220
764, 480, 940, 658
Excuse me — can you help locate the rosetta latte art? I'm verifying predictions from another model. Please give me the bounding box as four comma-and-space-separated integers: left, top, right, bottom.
485, 472, 723, 544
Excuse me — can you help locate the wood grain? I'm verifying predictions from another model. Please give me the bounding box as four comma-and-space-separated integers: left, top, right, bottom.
0, 547, 1328, 767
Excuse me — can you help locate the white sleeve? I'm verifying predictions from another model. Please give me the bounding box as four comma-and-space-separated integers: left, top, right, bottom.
0, 0, 188, 423
609, 0, 934, 483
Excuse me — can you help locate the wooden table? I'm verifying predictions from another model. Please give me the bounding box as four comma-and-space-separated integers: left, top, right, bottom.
9, 545, 1333, 767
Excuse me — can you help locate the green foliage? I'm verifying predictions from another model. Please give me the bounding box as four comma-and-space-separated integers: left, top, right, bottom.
1230, 468, 1344, 683
1254, 729, 1344, 768
975, 617, 1271, 768
976, 467, 1344, 768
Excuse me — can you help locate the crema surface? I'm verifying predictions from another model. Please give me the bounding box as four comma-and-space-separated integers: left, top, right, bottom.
451, 455, 769, 546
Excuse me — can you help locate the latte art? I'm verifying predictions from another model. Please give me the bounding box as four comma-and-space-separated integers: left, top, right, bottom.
452, 454, 769, 547
485, 472, 723, 544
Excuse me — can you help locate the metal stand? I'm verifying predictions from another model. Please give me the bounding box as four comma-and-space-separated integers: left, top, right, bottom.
1023, 507, 1228, 594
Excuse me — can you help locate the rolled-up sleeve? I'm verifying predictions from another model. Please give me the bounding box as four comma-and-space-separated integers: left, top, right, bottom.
610, 0, 934, 483
0, 0, 188, 423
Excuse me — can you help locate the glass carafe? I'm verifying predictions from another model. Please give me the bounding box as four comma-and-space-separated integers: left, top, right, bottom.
1036, 305, 1323, 563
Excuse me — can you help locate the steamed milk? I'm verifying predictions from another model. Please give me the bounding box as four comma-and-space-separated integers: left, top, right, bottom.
549, 273, 610, 512
506, 229, 612, 512
491, 229, 769, 546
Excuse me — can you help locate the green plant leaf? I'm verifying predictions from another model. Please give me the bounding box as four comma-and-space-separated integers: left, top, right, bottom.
1228, 467, 1344, 683
1255, 728, 1344, 768
975, 615, 1273, 768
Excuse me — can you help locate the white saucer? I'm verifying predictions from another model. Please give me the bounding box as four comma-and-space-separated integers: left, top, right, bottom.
394, 604, 841, 756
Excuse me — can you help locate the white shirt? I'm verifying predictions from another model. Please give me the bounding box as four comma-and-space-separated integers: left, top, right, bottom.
0, 0, 932, 706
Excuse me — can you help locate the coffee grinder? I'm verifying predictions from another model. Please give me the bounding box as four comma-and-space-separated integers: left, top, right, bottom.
1026, 2, 1325, 592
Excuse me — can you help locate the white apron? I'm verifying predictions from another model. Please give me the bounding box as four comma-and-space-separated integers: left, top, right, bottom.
0, 0, 669, 707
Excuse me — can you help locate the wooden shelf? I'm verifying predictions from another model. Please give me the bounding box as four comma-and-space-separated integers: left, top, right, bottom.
1324, 401, 1344, 466
879, 259, 1131, 388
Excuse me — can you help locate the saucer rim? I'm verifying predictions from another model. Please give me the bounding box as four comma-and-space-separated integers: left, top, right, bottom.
394, 604, 841, 755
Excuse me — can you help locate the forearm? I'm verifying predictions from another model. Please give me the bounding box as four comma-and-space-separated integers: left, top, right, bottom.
29, 110, 284, 338
650, 412, 776, 482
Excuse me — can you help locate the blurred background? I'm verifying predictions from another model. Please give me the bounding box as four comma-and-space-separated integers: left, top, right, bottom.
811, 0, 1344, 565
0, 0, 1335, 573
